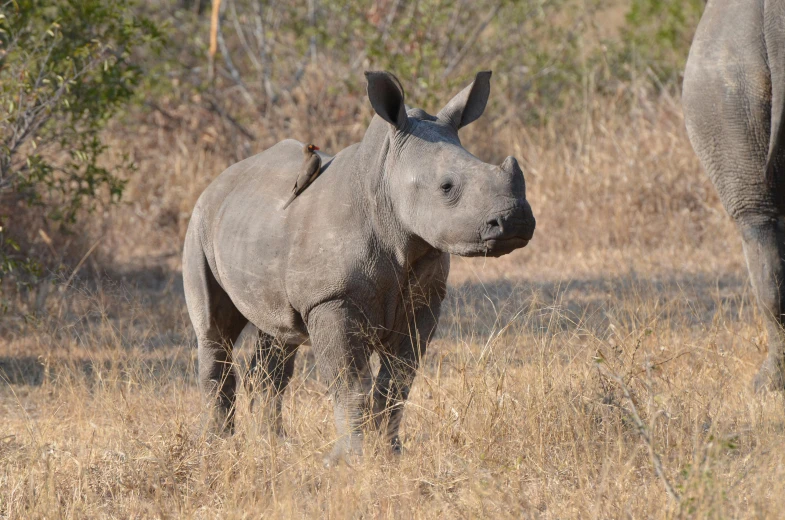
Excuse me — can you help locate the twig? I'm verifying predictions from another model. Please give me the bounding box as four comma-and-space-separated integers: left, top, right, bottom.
60, 236, 103, 293
629, 348, 695, 380
439, 0, 469, 62
205, 97, 257, 141
215, 7, 257, 109
441, 3, 502, 79
307, 0, 317, 65
229, 0, 261, 70
597, 363, 681, 502
209, 0, 222, 56
144, 100, 180, 123
208, 0, 222, 80
253, 0, 277, 103
349, 0, 401, 70
381, 0, 401, 44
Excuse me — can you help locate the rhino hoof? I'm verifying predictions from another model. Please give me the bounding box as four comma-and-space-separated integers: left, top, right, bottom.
390, 436, 402, 455
322, 442, 362, 468
321, 454, 340, 468
201, 408, 235, 439
753, 359, 785, 393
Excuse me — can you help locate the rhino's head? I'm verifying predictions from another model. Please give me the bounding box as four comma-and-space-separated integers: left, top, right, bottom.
365, 70, 535, 258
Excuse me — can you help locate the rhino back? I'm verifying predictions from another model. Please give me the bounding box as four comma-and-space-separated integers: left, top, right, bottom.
193, 139, 379, 337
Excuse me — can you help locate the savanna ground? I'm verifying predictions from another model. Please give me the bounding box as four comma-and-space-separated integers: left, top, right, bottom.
3, 1, 784, 518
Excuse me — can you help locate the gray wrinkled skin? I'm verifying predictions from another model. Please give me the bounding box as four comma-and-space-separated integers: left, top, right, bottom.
683, 0, 785, 391
183, 70, 535, 464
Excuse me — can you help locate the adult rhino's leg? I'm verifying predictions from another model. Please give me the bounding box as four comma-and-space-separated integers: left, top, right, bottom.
183, 224, 248, 434
306, 301, 370, 465
245, 331, 298, 437
741, 220, 785, 391
373, 298, 442, 454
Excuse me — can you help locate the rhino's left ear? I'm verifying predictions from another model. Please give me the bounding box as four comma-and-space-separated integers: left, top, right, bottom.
365, 71, 408, 130
437, 71, 492, 130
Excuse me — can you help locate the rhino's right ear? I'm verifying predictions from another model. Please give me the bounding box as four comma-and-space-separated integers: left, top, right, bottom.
437, 71, 492, 130
365, 71, 408, 130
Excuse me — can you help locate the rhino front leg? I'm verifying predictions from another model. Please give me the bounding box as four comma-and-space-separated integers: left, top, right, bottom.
373, 300, 441, 454
373, 350, 420, 454
741, 220, 785, 392
307, 302, 370, 465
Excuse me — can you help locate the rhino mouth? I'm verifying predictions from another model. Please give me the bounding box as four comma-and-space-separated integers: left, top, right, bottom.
448, 237, 530, 258
482, 237, 530, 257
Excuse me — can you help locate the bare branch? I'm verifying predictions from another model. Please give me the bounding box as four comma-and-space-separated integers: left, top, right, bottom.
229, 0, 261, 71
214, 2, 257, 108
307, 0, 317, 65
441, 3, 502, 79
209, 0, 222, 57
350, 0, 402, 70
205, 96, 257, 141
253, 0, 277, 103
597, 363, 681, 503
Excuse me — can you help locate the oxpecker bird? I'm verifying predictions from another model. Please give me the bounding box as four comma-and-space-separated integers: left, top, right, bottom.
282, 143, 322, 209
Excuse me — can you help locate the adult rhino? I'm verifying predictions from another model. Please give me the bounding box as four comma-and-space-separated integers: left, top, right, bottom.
683, 1, 785, 391
183, 70, 535, 463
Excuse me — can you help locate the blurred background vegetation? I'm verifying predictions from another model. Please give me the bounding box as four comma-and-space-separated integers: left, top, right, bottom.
0, 0, 705, 311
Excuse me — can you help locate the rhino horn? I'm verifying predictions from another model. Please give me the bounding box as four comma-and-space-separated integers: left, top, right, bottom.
500, 156, 522, 175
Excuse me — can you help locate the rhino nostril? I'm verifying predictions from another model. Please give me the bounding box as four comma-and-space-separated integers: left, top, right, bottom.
485, 217, 504, 239
487, 217, 501, 230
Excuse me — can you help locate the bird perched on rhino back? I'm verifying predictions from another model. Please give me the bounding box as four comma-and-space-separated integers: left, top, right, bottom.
282, 143, 322, 209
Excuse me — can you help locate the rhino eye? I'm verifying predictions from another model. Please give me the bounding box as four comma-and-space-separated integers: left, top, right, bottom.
440, 181, 454, 194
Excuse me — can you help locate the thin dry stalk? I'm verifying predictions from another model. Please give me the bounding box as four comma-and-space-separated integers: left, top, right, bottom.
597, 362, 681, 503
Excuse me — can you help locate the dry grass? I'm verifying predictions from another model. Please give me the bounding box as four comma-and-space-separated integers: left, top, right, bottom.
2, 78, 783, 517
3, 262, 784, 518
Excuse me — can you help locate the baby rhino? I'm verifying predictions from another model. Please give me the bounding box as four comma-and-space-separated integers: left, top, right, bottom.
183, 70, 535, 464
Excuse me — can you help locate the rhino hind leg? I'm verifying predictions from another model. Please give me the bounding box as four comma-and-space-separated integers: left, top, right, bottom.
183, 230, 248, 435
740, 220, 785, 392
194, 285, 247, 435
245, 331, 297, 437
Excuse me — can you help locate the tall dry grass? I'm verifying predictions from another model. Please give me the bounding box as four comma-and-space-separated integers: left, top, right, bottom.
2, 250, 781, 517
1, 66, 779, 517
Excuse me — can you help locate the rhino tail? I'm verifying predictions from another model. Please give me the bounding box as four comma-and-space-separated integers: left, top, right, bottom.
764, 21, 785, 199
764, 79, 785, 190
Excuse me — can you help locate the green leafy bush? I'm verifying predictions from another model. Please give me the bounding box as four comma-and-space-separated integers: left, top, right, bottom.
0, 0, 161, 285
622, 0, 705, 79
